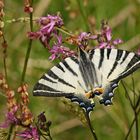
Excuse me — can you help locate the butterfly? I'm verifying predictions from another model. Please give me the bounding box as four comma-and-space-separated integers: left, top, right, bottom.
33, 48, 140, 113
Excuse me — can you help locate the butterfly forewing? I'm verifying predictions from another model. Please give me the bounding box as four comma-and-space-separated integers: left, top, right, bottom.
33, 57, 80, 97
90, 49, 140, 84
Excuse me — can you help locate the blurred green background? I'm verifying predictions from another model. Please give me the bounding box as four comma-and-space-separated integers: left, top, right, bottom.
0, 0, 140, 140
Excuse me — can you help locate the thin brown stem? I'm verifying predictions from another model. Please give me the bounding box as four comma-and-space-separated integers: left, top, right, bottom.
121, 81, 134, 109
131, 75, 139, 140
122, 80, 140, 140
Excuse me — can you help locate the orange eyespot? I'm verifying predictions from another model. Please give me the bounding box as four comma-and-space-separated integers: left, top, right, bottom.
85, 88, 104, 99
85, 92, 91, 99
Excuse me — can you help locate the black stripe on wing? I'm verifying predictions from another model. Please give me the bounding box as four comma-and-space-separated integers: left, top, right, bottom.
63, 60, 78, 76
41, 74, 57, 83
70, 56, 79, 64
126, 54, 140, 70
107, 49, 111, 59
115, 54, 140, 81
98, 49, 104, 69
89, 49, 95, 60
33, 83, 74, 97
107, 49, 123, 78
48, 70, 76, 89
34, 82, 61, 93
56, 64, 65, 72
120, 51, 129, 64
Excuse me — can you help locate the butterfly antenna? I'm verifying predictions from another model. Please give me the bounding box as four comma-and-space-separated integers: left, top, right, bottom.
84, 111, 98, 140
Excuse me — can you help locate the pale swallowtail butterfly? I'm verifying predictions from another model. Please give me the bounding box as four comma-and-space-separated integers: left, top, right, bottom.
33, 48, 140, 113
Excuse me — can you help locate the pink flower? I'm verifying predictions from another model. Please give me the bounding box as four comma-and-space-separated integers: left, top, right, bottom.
96, 22, 123, 49
103, 26, 112, 41
78, 32, 97, 48
49, 34, 76, 60
17, 126, 39, 140
38, 15, 63, 35
0, 90, 19, 128
78, 32, 97, 41
113, 38, 123, 45
0, 108, 19, 128
28, 14, 64, 49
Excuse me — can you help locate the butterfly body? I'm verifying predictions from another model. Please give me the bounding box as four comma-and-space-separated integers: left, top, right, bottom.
33, 48, 140, 113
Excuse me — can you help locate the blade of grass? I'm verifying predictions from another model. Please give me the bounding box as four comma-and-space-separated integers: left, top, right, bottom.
76, 0, 90, 31
21, 9, 33, 83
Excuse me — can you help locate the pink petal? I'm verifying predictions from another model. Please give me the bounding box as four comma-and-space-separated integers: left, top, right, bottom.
98, 42, 107, 48
113, 39, 123, 45
49, 54, 56, 60
106, 28, 112, 41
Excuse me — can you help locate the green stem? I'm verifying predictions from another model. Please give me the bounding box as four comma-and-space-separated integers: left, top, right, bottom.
76, 0, 90, 31
55, 27, 73, 36
7, 124, 14, 140
21, 12, 33, 83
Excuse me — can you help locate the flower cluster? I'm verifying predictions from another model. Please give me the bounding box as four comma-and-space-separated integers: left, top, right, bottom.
0, 74, 40, 139
17, 84, 33, 126
28, 15, 125, 61
95, 20, 123, 48
0, 74, 19, 127
28, 14, 64, 45
0, 73, 53, 139
1, 83, 34, 128
66, 32, 97, 49
17, 126, 39, 140
0, 73, 8, 90
24, 0, 33, 13
28, 14, 79, 60
17, 112, 52, 140
49, 33, 76, 60
4, 90, 19, 127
